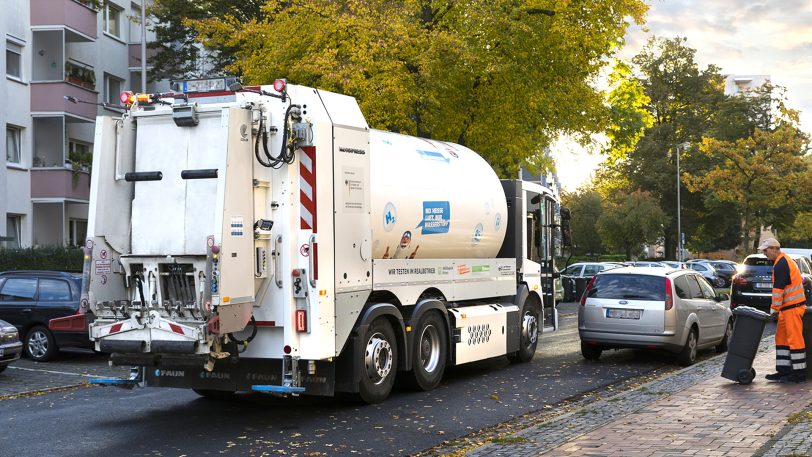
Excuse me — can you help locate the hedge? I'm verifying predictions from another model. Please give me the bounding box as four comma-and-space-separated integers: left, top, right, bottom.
0, 246, 84, 272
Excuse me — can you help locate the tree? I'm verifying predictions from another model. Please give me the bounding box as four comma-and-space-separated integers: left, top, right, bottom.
561, 189, 604, 256
596, 190, 666, 260
684, 109, 811, 252
183, 0, 648, 177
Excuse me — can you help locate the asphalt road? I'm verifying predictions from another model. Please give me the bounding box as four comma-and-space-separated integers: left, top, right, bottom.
0, 303, 775, 457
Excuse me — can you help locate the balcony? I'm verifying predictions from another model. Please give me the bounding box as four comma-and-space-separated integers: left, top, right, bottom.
31, 81, 98, 120
30, 0, 97, 41
31, 168, 91, 201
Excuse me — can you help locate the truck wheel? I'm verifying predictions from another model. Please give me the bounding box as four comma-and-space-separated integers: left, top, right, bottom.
677, 327, 698, 366
409, 312, 447, 391
25, 325, 57, 362
359, 318, 398, 404
508, 298, 540, 363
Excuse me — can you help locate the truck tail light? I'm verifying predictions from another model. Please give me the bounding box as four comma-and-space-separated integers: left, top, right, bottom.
580, 276, 597, 306
295, 310, 307, 332
665, 277, 674, 310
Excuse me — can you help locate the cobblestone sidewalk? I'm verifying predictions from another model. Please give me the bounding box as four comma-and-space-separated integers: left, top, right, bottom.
462, 336, 812, 457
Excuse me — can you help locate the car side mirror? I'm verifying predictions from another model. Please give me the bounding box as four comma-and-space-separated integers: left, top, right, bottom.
715, 292, 730, 302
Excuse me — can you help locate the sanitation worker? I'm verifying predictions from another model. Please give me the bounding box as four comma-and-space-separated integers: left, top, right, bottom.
760, 238, 807, 383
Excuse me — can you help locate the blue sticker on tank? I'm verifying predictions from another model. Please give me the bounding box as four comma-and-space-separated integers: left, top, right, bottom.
383, 202, 397, 232
495, 213, 502, 231
416, 149, 450, 163
417, 201, 450, 234
472, 223, 483, 245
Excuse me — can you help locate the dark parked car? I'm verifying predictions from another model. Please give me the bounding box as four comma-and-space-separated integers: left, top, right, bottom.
0, 271, 92, 362
730, 254, 812, 312
560, 262, 624, 302
0, 318, 23, 373
688, 260, 737, 287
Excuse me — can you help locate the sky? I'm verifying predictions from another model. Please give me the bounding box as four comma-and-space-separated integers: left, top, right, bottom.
554, 0, 812, 192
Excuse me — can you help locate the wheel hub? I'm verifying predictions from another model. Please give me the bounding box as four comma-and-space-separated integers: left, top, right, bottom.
28, 331, 48, 358
522, 313, 538, 345
365, 333, 392, 385
419, 324, 440, 373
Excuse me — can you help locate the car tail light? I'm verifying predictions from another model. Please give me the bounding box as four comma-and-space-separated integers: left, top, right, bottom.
580, 276, 597, 306
665, 277, 674, 310
732, 274, 748, 286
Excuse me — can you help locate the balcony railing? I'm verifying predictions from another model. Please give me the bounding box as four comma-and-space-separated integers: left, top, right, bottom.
31, 168, 91, 201
31, 81, 98, 120
30, 0, 98, 41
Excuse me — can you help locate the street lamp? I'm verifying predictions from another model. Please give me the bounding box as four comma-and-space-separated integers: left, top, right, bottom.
675, 142, 690, 262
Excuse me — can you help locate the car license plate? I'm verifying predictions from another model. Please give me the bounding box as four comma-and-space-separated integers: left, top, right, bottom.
606, 309, 642, 319
756, 282, 771, 289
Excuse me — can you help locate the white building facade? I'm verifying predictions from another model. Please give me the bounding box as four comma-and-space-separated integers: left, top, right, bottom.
2, 0, 166, 248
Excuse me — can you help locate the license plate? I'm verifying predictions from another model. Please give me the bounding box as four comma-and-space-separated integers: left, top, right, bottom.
756, 282, 771, 289
606, 309, 642, 319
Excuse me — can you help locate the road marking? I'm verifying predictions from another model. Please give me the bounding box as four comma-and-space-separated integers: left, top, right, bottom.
7, 366, 106, 378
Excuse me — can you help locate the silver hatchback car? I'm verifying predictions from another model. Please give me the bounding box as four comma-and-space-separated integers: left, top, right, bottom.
578, 267, 733, 365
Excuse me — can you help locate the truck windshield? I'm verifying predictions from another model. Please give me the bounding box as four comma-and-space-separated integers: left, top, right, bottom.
586, 274, 665, 301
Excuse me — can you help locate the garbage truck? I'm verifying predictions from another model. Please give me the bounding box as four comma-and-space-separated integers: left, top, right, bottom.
62, 78, 566, 403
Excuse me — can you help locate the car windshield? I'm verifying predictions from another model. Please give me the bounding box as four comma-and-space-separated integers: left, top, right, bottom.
587, 274, 665, 300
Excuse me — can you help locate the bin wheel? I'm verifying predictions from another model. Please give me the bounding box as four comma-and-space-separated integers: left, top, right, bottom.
737, 368, 756, 385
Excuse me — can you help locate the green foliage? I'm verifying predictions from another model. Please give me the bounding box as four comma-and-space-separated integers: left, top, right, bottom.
561, 189, 604, 256
783, 211, 812, 247
596, 190, 666, 260
604, 60, 654, 165
0, 246, 84, 272
176, 0, 648, 177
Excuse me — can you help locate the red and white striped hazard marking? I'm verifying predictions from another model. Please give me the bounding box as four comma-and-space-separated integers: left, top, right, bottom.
300, 146, 317, 231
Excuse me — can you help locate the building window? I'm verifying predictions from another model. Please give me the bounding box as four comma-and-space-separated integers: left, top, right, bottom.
104, 74, 124, 105
6, 41, 22, 79
4, 215, 22, 248
104, 3, 123, 38
69, 219, 88, 246
6, 126, 21, 164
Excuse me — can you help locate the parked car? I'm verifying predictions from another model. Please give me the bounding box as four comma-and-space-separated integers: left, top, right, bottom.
631, 261, 668, 268
661, 261, 687, 269
560, 262, 624, 302
688, 260, 736, 287
578, 266, 733, 366
0, 271, 92, 362
730, 254, 812, 312
685, 261, 725, 288
0, 318, 23, 373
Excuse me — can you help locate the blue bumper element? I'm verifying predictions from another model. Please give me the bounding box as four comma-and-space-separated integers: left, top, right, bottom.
89, 378, 140, 388
251, 385, 306, 394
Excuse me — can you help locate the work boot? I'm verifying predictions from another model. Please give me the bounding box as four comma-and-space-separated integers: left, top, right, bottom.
778, 373, 806, 383
765, 372, 783, 381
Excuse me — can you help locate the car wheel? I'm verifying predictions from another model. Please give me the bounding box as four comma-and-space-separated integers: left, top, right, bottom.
508, 298, 541, 363
581, 341, 602, 360
715, 319, 733, 353
713, 277, 725, 288
358, 318, 398, 404
25, 325, 57, 362
677, 327, 698, 366
409, 311, 447, 391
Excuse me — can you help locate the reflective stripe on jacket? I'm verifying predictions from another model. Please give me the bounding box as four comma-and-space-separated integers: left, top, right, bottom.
772, 252, 806, 311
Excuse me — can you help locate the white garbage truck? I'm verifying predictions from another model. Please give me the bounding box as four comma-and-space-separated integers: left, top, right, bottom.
69, 78, 566, 403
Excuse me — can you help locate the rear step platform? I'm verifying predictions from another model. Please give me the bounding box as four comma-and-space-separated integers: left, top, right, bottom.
89, 367, 144, 389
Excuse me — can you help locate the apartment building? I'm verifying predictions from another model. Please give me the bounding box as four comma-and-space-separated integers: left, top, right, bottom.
1, 0, 166, 248
724, 74, 770, 96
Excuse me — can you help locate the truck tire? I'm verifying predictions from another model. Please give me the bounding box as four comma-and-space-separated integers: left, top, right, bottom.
508, 298, 540, 363
409, 311, 447, 391
25, 325, 57, 362
359, 318, 398, 404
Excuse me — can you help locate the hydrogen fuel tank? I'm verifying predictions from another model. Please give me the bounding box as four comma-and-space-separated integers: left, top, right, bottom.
368, 130, 508, 260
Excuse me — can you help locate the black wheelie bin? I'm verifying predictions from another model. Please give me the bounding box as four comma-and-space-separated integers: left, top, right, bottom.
804, 306, 812, 379
721, 306, 771, 384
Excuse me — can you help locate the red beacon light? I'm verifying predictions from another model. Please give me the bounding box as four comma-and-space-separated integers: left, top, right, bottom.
273, 79, 286, 93
119, 91, 134, 105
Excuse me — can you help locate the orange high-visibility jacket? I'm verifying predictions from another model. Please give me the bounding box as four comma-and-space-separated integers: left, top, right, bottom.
771, 252, 806, 311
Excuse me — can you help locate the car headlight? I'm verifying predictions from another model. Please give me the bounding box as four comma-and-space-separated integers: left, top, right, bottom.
1, 326, 19, 339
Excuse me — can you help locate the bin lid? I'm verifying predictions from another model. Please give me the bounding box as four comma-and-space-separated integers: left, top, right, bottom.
732, 306, 771, 321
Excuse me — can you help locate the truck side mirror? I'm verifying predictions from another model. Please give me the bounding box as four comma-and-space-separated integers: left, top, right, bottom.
560, 207, 572, 247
